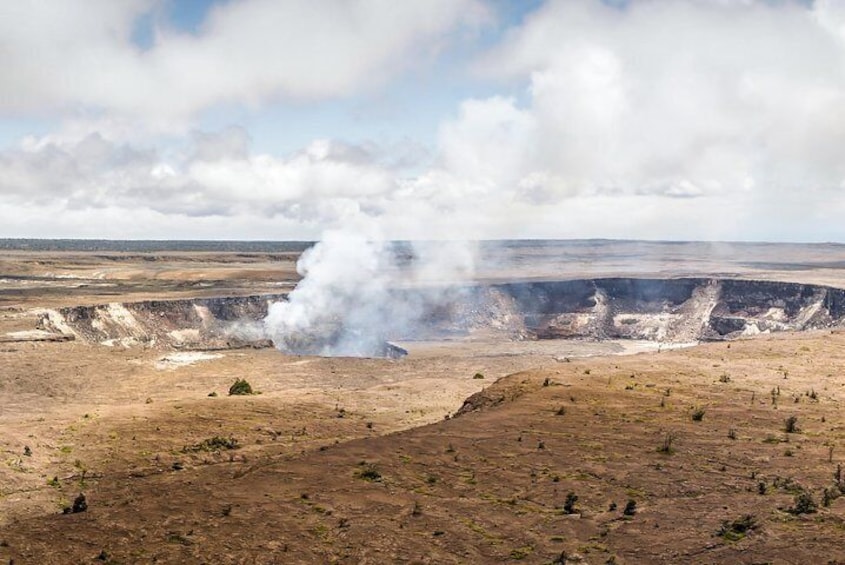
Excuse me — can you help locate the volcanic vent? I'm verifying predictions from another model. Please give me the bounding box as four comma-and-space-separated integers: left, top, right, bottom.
37, 278, 845, 356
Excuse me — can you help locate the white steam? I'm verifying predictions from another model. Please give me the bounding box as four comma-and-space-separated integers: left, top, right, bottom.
263, 230, 477, 357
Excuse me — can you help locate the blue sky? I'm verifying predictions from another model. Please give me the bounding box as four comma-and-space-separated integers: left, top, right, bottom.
1, 0, 844, 241
183, 0, 542, 156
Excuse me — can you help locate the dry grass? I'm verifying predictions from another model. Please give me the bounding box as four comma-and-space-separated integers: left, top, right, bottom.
3, 331, 845, 562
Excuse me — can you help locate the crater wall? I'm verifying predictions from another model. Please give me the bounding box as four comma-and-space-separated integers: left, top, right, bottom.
36, 278, 845, 353
37, 294, 284, 349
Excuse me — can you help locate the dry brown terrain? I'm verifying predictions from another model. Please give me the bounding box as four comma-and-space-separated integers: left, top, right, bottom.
3, 243, 845, 564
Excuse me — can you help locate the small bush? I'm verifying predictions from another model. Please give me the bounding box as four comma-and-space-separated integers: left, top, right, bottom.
473, 372, 485, 379
357, 464, 382, 482
784, 415, 799, 434
183, 436, 238, 453
510, 546, 533, 560
63, 493, 88, 515
623, 499, 637, 516
727, 428, 737, 440
788, 492, 817, 515
717, 514, 758, 541
657, 432, 676, 454
824, 488, 838, 507
228, 378, 253, 396
691, 408, 705, 422
563, 492, 578, 514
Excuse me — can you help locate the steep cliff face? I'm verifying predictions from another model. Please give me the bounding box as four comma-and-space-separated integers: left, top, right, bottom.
396, 278, 845, 343
35, 279, 845, 355
38, 294, 284, 349
484, 278, 845, 342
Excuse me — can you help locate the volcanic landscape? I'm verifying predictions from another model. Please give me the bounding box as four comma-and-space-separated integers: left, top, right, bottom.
4, 240, 845, 563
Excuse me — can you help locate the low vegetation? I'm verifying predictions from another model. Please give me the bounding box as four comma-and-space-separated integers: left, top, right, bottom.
716, 514, 758, 541
563, 492, 578, 515
657, 432, 676, 454
182, 436, 239, 453
228, 378, 254, 396
356, 463, 382, 482
787, 492, 817, 515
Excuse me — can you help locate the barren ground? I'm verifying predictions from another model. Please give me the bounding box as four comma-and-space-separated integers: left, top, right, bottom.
3, 242, 845, 564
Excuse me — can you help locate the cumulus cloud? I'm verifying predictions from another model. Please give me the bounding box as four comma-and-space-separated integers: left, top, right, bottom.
0, 0, 487, 122
4, 0, 845, 242
0, 128, 400, 225
458, 0, 845, 209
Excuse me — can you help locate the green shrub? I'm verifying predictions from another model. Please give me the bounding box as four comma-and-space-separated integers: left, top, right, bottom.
563, 492, 578, 514
823, 488, 838, 507
717, 514, 757, 541
183, 436, 238, 453
356, 464, 382, 482
510, 546, 533, 560
228, 378, 253, 396
788, 492, 817, 515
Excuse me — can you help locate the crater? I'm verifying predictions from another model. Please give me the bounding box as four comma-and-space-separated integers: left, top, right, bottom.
34, 278, 845, 355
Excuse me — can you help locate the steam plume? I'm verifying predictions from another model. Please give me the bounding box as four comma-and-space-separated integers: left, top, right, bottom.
263, 230, 477, 357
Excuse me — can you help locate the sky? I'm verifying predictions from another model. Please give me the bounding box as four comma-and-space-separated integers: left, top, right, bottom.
1, 0, 845, 242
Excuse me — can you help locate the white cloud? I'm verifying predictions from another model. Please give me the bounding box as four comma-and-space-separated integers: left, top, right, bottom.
0, 130, 397, 225
456, 0, 845, 209
0, 0, 487, 122
4, 0, 845, 242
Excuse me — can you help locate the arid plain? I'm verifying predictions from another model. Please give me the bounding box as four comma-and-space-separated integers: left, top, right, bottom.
4, 241, 845, 563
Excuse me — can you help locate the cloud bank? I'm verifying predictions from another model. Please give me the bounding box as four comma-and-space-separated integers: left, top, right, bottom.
2, 0, 845, 242
0, 0, 487, 123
